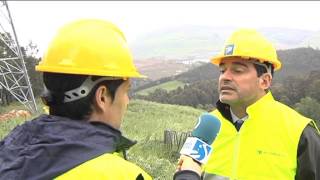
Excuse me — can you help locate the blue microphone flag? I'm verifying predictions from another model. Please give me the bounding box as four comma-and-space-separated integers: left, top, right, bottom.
180, 113, 221, 164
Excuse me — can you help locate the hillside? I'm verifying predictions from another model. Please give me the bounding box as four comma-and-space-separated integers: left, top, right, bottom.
130, 25, 227, 60
132, 48, 320, 118
276, 47, 320, 80
123, 100, 205, 179
136, 80, 185, 96
130, 26, 320, 83
258, 27, 313, 49
134, 58, 201, 81
133, 47, 320, 93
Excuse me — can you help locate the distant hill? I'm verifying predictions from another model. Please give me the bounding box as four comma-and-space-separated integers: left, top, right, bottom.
133, 48, 320, 118
258, 27, 313, 49
130, 25, 227, 60
133, 47, 320, 93
130, 25, 318, 60
276, 47, 320, 80
134, 58, 201, 81
175, 47, 320, 83
131, 26, 320, 84
136, 80, 185, 96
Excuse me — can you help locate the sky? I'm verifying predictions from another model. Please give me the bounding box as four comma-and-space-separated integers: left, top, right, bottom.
3, 1, 320, 57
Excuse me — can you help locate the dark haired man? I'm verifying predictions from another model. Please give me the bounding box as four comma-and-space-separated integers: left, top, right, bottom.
0, 19, 151, 180
176, 29, 320, 180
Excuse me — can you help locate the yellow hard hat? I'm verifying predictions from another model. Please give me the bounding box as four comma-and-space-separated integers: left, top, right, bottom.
36, 19, 146, 78
211, 28, 282, 71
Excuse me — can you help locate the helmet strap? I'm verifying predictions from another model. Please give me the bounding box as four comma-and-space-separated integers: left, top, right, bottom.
250, 59, 273, 77
63, 76, 123, 103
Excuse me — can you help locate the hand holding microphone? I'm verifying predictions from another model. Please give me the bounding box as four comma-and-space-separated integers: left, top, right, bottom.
174, 113, 221, 179
176, 155, 202, 176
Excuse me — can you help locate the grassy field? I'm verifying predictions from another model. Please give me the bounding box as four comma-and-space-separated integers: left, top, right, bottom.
136, 80, 185, 96
0, 99, 46, 139
0, 99, 205, 179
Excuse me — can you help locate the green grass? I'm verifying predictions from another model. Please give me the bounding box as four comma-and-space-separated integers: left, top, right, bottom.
122, 100, 204, 179
0, 118, 26, 139
0, 99, 45, 139
0, 99, 205, 180
136, 80, 185, 96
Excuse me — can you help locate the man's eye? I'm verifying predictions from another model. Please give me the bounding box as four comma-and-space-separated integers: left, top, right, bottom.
233, 68, 244, 73
219, 69, 225, 74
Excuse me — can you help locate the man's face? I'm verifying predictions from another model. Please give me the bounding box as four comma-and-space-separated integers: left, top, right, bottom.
113, 79, 130, 114
104, 79, 131, 129
218, 57, 268, 107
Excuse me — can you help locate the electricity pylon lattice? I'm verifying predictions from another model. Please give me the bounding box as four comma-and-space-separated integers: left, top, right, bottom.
0, 1, 37, 113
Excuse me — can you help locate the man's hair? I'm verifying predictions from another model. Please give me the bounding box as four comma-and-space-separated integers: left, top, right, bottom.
252, 61, 274, 93
253, 62, 274, 77
42, 72, 124, 120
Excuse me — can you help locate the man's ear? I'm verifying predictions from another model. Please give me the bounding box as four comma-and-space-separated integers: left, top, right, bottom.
259, 73, 272, 90
94, 85, 111, 112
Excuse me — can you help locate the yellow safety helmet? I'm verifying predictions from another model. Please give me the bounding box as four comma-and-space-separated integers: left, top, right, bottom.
211, 28, 282, 71
36, 19, 145, 78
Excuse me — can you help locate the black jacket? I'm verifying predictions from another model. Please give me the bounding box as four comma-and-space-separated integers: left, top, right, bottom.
0, 115, 136, 180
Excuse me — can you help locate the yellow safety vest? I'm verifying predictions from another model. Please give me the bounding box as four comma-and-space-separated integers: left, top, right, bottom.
203, 92, 311, 180
55, 152, 152, 180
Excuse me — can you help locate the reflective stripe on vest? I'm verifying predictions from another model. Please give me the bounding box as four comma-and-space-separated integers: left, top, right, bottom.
203, 92, 311, 180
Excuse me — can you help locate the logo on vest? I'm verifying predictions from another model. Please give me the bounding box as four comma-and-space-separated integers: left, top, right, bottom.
256, 150, 285, 157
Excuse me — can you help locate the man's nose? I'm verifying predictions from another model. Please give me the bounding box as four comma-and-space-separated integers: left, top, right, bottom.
220, 69, 233, 81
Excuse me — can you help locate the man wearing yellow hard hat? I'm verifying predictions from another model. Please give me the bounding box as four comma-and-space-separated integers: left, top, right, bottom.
0, 19, 151, 179
178, 29, 320, 180
206, 29, 320, 180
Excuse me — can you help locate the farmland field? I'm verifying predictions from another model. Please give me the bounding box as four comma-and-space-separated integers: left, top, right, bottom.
136, 80, 185, 96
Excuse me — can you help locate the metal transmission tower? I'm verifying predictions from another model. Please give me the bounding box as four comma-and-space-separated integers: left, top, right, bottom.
0, 1, 37, 113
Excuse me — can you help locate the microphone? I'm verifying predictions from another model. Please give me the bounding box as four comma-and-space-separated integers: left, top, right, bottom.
180, 113, 221, 164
